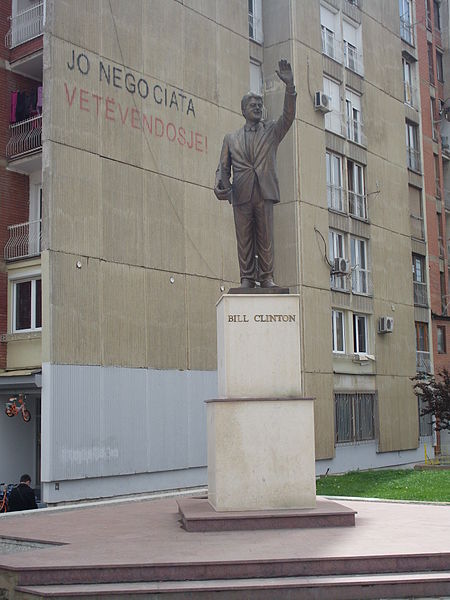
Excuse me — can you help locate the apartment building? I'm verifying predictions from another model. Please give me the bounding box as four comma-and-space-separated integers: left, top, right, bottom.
0, 0, 432, 505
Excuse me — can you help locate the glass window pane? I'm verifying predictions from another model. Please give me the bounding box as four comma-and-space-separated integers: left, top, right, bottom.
335, 394, 353, 442
35, 279, 42, 328
15, 281, 31, 330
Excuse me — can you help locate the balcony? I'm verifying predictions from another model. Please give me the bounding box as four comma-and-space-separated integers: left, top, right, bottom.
407, 146, 421, 172
6, 115, 42, 162
416, 351, 431, 374
321, 28, 343, 63
413, 281, 428, 306
5, 2, 44, 49
4, 220, 42, 261
344, 42, 364, 76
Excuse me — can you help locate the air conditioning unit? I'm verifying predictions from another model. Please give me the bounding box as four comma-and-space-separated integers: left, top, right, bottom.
442, 135, 449, 149
332, 257, 350, 274
314, 91, 332, 113
378, 316, 394, 334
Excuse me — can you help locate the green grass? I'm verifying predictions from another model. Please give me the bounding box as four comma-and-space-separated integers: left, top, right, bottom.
316, 469, 450, 502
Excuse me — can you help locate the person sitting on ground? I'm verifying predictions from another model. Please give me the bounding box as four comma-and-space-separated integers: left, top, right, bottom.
8, 474, 37, 512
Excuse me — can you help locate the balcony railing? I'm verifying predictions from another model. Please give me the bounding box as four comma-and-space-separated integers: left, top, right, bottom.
4, 219, 42, 261
400, 16, 414, 45
410, 214, 425, 240
407, 146, 421, 172
6, 115, 42, 160
321, 28, 343, 63
327, 184, 345, 212
344, 42, 364, 76
416, 351, 431, 374
413, 281, 428, 306
5, 2, 44, 49
346, 118, 366, 146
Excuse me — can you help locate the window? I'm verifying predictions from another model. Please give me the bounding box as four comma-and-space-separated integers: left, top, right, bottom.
329, 229, 347, 290
428, 43, 435, 84
335, 392, 375, 443
419, 398, 433, 436
353, 313, 368, 353
320, 4, 341, 62
332, 310, 345, 353
12, 277, 41, 332
345, 89, 363, 145
440, 272, 447, 314
434, 0, 441, 30
406, 120, 420, 171
416, 321, 430, 373
249, 60, 263, 95
413, 254, 427, 306
248, 0, 263, 43
351, 236, 369, 294
326, 152, 344, 212
343, 20, 363, 75
399, 0, 414, 44
436, 51, 443, 82
323, 76, 342, 135
431, 97, 437, 141
402, 57, 415, 106
437, 326, 446, 353
426, 0, 432, 29
347, 160, 366, 219
435, 154, 441, 197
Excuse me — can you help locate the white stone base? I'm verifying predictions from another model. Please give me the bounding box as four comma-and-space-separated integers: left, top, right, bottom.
207, 397, 316, 511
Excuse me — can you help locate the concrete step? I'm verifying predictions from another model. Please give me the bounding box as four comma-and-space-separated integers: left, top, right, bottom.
14, 553, 450, 587
15, 571, 450, 599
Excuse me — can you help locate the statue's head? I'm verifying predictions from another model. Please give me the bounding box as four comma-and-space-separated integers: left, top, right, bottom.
241, 92, 263, 123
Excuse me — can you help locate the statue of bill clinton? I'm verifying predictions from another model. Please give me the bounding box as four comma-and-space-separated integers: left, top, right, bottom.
214, 59, 297, 288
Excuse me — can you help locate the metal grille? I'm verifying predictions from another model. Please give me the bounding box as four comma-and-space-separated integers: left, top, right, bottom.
335, 392, 375, 443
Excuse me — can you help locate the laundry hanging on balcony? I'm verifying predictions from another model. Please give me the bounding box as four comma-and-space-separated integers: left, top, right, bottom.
10, 87, 42, 124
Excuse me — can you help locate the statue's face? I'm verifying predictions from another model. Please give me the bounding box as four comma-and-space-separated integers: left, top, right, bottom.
244, 97, 263, 123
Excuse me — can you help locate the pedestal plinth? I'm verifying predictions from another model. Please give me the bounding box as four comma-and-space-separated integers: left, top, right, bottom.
208, 294, 316, 512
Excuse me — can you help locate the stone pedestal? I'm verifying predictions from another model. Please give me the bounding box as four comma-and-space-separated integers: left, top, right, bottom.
208, 294, 316, 512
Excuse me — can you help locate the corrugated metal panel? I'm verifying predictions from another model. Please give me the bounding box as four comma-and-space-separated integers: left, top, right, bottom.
41, 363, 217, 481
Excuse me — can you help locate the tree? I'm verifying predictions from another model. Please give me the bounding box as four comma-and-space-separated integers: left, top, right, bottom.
412, 369, 450, 431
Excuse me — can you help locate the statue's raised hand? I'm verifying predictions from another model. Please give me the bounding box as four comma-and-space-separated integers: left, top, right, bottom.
276, 59, 294, 87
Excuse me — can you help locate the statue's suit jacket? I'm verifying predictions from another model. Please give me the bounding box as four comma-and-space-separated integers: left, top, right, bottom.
214, 87, 297, 206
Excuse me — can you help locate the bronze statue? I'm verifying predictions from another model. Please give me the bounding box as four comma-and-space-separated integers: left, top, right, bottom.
214, 59, 297, 288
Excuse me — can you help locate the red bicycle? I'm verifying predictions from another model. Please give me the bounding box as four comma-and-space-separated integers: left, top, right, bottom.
5, 394, 31, 422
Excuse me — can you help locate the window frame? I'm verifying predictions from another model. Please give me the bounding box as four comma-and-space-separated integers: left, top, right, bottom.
347, 159, 367, 220
350, 236, 369, 295
345, 88, 363, 145
399, 0, 414, 45
332, 309, 346, 353
436, 50, 444, 82
406, 120, 420, 172
437, 325, 446, 354
11, 275, 42, 333
353, 312, 368, 354
248, 0, 263, 43
326, 151, 345, 213
329, 229, 347, 291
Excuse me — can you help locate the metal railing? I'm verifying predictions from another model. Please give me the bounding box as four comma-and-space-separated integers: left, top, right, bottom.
344, 42, 364, 76
416, 351, 431, 374
327, 184, 345, 212
346, 118, 366, 146
413, 281, 428, 306
330, 272, 350, 292
407, 146, 421, 172
410, 214, 425, 240
5, 2, 44, 49
4, 219, 42, 261
348, 191, 367, 220
400, 16, 414, 45
6, 115, 42, 160
321, 28, 343, 63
